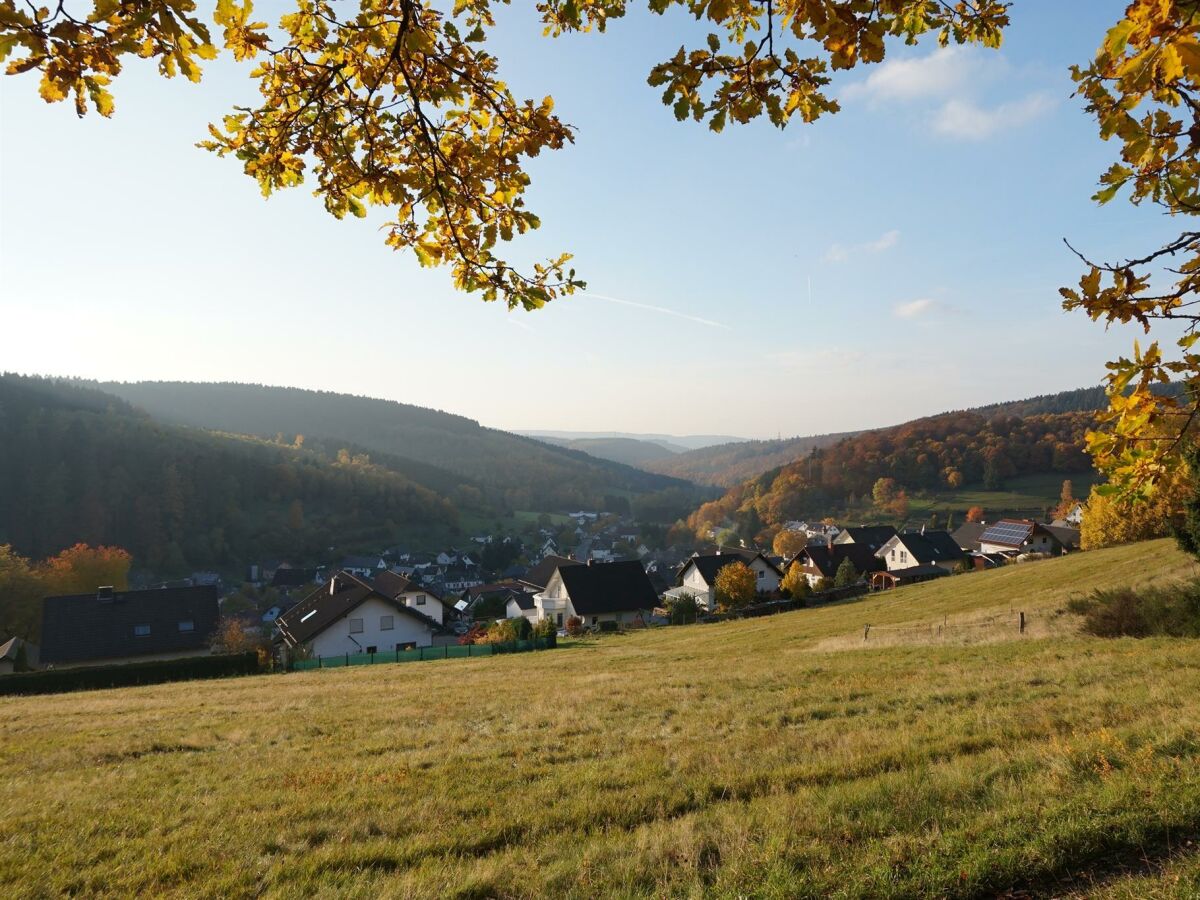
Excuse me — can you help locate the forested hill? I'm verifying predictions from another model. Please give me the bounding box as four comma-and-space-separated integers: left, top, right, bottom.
686, 408, 1093, 542
95, 381, 691, 512
647, 385, 1122, 487
0, 375, 456, 574
643, 431, 858, 487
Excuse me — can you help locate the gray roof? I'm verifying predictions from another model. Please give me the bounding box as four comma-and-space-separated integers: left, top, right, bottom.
40, 586, 219, 666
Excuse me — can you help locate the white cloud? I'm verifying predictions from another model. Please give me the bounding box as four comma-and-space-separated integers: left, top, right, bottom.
841, 47, 1053, 142
894, 298, 938, 319
841, 48, 974, 104
932, 93, 1056, 141
825, 229, 900, 264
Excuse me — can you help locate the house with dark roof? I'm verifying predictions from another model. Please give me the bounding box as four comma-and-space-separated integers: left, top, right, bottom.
978, 519, 1065, 556
833, 526, 899, 552
668, 550, 783, 611
270, 567, 323, 591
519, 555, 582, 592
951, 522, 989, 552
786, 543, 885, 588
535, 560, 659, 628
877, 530, 968, 574
505, 591, 539, 622
275, 571, 442, 658
40, 585, 220, 669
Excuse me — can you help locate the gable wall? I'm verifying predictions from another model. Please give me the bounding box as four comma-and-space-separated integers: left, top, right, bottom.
308, 597, 432, 658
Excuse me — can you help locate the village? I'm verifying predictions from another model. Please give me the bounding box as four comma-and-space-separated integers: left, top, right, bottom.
2, 504, 1085, 675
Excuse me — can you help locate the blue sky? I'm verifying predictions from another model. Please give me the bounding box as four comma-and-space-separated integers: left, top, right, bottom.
0, 1, 1175, 438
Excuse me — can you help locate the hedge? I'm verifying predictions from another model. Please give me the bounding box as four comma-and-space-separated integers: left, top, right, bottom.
0, 651, 262, 696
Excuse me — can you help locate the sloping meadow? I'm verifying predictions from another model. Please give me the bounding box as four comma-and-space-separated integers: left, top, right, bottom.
2, 540, 1199, 897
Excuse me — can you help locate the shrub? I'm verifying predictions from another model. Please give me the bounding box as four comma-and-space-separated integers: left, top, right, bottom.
667, 594, 702, 625
533, 616, 557, 639
458, 624, 488, 645
565, 615, 584, 637
0, 652, 261, 696
1071, 580, 1200, 638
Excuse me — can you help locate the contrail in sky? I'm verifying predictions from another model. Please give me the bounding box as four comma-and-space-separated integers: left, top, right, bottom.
581, 291, 730, 329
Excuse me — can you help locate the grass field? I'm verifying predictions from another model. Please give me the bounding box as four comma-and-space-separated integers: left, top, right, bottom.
3, 540, 1200, 897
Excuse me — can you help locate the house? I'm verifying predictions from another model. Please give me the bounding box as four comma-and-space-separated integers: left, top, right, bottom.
534, 560, 658, 628
833, 526, 898, 552
0, 636, 38, 674
270, 567, 322, 591
372, 570, 452, 625
519, 555, 583, 592
787, 543, 885, 588
667, 550, 782, 612
505, 591, 539, 623
40, 585, 220, 669
539, 537, 559, 558
1044, 523, 1081, 552
877, 530, 968, 573
951, 522, 989, 552
339, 555, 387, 578
275, 571, 441, 658
1064, 503, 1084, 526
977, 519, 1065, 556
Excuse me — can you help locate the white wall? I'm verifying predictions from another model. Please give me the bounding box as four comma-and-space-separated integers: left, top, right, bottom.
748, 558, 780, 593
506, 598, 537, 623
307, 597, 432, 658
400, 590, 443, 624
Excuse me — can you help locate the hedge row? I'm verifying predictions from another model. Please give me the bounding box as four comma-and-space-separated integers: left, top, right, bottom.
0, 651, 262, 696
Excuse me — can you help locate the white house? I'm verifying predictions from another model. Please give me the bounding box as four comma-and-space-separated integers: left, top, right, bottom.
275, 571, 441, 659
339, 555, 387, 579
877, 530, 968, 573
667, 550, 783, 611
977, 519, 1065, 556
534, 560, 658, 628
505, 591, 538, 623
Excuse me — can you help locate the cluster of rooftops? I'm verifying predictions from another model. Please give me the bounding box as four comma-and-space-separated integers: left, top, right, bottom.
20, 517, 1079, 670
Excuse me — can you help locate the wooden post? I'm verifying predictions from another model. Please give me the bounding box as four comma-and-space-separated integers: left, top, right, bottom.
1019, 611, 1025, 634
863, 624, 870, 642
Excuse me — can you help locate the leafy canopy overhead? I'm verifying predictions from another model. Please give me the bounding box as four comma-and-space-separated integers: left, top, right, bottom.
8, 0, 1200, 499
0, 0, 1007, 312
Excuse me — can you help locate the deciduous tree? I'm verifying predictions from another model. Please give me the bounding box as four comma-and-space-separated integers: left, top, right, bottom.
713, 560, 755, 612
772, 529, 808, 560
780, 563, 810, 603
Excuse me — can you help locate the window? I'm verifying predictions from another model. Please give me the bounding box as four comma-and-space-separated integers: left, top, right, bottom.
591, 616, 598, 625
133, 624, 151, 637
366, 646, 377, 654
349, 618, 364, 634
900, 550, 908, 563
415, 594, 426, 606
556, 613, 563, 627
757, 569, 764, 579
398, 641, 416, 651
380, 615, 394, 631
178, 620, 194, 632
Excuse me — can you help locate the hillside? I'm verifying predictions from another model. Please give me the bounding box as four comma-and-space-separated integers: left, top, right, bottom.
648, 384, 1117, 487
644, 431, 857, 486
0, 375, 456, 573
531, 435, 682, 467
688, 408, 1092, 541
93, 381, 695, 516
4, 541, 1198, 896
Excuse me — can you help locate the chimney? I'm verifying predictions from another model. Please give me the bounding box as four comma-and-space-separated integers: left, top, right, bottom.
97, 585, 114, 602
921, 525, 926, 535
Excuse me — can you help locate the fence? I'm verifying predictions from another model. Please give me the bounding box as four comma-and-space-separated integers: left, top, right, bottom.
848, 609, 1046, 649
291, 636, 556, 671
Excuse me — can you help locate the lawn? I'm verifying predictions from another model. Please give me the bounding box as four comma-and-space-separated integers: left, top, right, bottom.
3, 540, 1199, 898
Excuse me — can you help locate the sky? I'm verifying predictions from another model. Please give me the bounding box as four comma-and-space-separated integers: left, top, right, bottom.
0, 1, 1180, 439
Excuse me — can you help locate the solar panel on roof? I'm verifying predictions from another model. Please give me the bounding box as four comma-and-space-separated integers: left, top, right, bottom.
980, 522, 1033, 545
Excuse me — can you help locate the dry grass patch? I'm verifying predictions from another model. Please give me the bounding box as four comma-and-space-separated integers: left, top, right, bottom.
1, 540, 1198, 897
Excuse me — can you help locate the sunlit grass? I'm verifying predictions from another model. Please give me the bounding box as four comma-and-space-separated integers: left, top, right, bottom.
1, 540, 1197, 897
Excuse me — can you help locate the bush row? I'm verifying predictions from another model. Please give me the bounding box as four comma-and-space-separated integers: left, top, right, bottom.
1068, 579, 1200, 638
0, 651, 262, 696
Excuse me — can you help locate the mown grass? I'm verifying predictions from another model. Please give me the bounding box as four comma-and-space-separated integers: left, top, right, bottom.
2, 540, 1198, 898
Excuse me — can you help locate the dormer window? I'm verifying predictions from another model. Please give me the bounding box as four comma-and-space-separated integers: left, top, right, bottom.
178, 620, 194, 632
133, 624, 151, 637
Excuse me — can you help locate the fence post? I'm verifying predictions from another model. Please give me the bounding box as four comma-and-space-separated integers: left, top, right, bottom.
444, 645, 448, 659
1019, 611, 1025, 634
863, 624, 870, 642
345, 652, 349, 667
